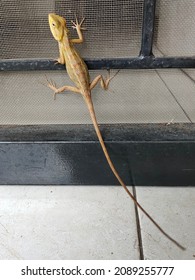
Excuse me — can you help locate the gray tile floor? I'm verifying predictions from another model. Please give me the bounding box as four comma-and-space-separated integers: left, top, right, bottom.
136, 186, 195, 260
0, 185, 194, 260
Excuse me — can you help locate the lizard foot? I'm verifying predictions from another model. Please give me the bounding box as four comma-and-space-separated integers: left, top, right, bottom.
54, 58, 64, 65
71, 16, 86, 31
45, 76, 59, 100
103, 70, 121, 90
107, 69, 121, 84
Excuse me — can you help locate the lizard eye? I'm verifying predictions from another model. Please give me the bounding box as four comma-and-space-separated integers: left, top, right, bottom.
52, 23, 55, 27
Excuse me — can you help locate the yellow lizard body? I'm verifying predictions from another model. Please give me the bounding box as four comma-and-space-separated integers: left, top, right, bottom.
49, 13, 90, 94
47, 13, 185, 250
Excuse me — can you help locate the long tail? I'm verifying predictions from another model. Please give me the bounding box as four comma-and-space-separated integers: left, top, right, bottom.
84, 94, 185, 251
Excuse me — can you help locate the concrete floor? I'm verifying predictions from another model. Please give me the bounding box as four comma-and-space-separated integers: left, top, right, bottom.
0, 185, 194, 260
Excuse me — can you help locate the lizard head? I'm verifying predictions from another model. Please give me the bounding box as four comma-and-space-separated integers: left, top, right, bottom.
48, 13, 69, 41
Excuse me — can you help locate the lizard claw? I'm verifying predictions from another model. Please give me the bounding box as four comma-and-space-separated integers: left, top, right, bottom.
54, 57, 61, 65
53, 92, 57, 100
45, 75, 59, 99
107, 69, 121, 82
71, 16, 86, 30
52, 57, 65, 65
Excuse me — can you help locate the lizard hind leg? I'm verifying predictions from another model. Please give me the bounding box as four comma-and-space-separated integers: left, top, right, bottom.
46, 77, 80, 99
90, 70, 120, 91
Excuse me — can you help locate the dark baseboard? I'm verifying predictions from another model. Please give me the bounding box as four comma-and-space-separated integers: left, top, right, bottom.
0, 123, 195, 186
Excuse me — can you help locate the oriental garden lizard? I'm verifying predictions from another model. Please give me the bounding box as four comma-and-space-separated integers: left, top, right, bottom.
46, 13, 185, 251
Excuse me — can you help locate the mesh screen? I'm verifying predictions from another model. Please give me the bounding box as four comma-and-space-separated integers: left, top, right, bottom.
154, 0, 195, 57
0, 0, 144, 59
1, 1, 195, 126
1, 69, 194, 125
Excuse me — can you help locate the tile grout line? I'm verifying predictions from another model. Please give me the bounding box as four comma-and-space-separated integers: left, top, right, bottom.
127, 146, 144, 260
128, 166, 144, 260
132, 185, 144, 260
155, 69, 193, 123
180, 69, 195, 84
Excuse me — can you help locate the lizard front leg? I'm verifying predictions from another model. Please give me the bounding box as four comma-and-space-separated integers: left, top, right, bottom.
71, 16, 86, 44
46, 78, 80, 99
53, 42, 66, 65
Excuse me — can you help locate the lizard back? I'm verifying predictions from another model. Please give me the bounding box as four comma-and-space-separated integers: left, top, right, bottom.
62, 42, 90, 94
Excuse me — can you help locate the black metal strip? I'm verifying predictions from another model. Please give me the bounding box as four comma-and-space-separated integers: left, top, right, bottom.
140, 0, 156, 57
0, 57, 195, 71
1, 124, 195, 186
1, 123, 195, 142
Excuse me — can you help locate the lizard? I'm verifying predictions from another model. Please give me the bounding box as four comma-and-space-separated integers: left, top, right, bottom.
46, 13, 185, 251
